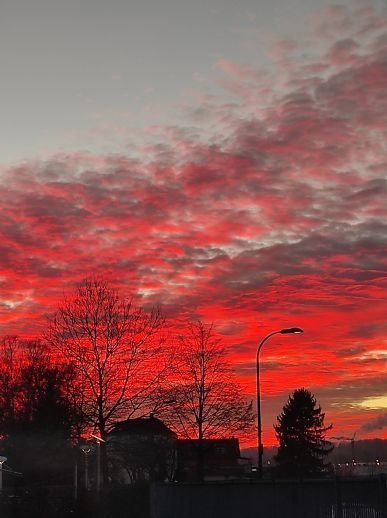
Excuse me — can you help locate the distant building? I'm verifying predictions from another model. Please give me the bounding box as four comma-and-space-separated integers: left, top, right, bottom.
334, 461, 387, 477
176, 438, 251, 481
108, 416, 250, 484
107, 414, 177, 484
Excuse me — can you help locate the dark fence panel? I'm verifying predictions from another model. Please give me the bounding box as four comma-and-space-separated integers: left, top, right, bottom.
150, 477, 387, 518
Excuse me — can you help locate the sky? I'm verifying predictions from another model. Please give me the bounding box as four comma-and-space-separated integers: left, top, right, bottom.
1, 0, 387, 447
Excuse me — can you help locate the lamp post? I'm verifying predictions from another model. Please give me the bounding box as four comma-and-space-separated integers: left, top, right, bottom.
256, 327, 303, 478
80, 445, 91, 490
0, 456, 7, 493
90, 433, 105, 492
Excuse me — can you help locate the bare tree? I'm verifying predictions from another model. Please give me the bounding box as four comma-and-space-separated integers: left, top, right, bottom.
46, 278, 167, 483
164, 321, 254, 480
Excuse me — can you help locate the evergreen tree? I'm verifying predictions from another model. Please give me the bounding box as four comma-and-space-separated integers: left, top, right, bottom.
274, 388, 333, 477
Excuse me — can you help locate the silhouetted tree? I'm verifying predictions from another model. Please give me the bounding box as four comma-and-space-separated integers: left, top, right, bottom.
274, 388, 333, 478
163, 321, 254, 480
0, 336, 20, 432
46, 278, 167, 484
0, 339, 74, 483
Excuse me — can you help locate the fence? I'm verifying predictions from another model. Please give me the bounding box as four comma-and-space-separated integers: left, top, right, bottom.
323, 503, 385, 518
150, 476, 387, 518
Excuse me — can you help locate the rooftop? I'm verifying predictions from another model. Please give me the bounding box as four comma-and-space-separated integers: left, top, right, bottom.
109, 414, 177, 438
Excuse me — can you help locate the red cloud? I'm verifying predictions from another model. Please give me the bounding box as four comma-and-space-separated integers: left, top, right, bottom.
1, 4, 387, 445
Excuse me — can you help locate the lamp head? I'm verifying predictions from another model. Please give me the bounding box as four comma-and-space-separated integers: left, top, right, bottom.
280, 327, 304, 334
90, 433, 105, 443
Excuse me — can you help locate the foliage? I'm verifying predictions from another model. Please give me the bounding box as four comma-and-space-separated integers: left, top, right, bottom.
274, 388, 333, 478
0, 337, 74, 482
0, 335, 20, 431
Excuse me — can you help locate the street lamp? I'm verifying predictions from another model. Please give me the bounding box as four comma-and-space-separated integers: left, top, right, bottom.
80, 445, 91, 490
90, 433, 105, 492
0, 456, 7, 493
256, 327, 303, 478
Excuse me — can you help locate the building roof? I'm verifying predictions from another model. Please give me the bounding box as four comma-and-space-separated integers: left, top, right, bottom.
109, 414, 177, 438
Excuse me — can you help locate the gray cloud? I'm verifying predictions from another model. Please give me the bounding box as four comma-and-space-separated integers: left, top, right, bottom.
361, 413, 387, 432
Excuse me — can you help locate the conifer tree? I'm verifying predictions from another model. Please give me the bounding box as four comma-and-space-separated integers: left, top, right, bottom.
274, 388, 333, 477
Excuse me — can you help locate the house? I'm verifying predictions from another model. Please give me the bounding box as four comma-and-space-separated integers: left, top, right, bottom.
107, 414, 177, 484
176, 438, 251, 481
108, 415, 250, 484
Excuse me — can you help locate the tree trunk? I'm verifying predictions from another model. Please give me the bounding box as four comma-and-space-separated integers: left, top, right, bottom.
197, 424, 204, 482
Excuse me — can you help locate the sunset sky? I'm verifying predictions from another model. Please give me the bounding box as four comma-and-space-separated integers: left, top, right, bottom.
1, 0, 387, 447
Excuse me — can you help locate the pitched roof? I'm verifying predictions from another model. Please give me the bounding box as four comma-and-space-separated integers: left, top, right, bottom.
109, 414, 177, 438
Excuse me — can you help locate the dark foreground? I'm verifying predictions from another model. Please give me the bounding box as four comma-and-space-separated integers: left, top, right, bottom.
1, 477, 386, 518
